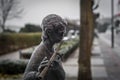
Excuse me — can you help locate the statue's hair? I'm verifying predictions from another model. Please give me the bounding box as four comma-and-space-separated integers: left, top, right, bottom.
41, 14, 67, 30
41, 14, 67, 41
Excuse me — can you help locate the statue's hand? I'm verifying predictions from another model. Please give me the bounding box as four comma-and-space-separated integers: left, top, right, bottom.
38, 54, 63, 72
38, 57, 48, 72
50, 53, 63, 70
55, 53, 63, 62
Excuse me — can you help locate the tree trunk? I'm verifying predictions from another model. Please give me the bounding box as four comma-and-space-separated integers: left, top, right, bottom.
78, 0, 93, 80
1, 23, 5, 32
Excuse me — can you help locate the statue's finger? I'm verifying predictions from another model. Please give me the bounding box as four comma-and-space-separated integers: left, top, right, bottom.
41, 60, 48, 64
42, 57, 47, 61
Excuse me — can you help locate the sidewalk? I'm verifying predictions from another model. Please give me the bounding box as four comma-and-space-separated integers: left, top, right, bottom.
92, 38, 108, 80
99, 38, 120, 80
63, 47, 78, 80
63, 38, 108, 80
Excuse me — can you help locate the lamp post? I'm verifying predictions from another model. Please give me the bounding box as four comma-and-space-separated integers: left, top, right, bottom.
111, 0, 114, 48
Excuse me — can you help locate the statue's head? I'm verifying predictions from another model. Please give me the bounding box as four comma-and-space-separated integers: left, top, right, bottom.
41, 14, 66, 43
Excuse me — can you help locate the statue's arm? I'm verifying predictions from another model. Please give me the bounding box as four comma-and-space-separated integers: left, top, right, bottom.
56, 62, 65, 80
23, 57, 49, 80
51, 57, 65, 80
23, 71, 40, 80
23, 45, 45, 80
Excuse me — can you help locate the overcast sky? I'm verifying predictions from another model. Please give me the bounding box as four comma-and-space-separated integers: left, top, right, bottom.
5, 0, 119, 31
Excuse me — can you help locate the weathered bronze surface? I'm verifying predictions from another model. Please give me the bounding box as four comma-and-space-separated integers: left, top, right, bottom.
23, 14, 66, 80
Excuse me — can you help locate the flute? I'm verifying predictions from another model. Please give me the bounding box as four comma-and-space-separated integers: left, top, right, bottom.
38, 41, 63, 80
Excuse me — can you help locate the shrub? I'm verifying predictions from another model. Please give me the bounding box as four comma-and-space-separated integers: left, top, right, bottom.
60, 38, 79, 61
20, 38, 79, 60
0, 60, 28, 74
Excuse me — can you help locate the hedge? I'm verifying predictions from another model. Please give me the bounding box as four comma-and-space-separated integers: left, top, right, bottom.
0, 33, 42, 55
0, 38, 79, 74
19, 38, 79, 60
59, 38, 79, 61
0, 59, 28, 74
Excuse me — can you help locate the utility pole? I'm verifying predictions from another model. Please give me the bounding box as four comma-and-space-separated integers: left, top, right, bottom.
111, 0, 114, 48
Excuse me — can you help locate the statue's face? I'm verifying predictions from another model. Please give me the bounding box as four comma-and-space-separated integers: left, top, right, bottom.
45, 23, 66, 43
42, 14, 67, 43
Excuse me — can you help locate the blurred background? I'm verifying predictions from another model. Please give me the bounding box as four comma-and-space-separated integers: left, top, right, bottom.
0, 0, 120, 80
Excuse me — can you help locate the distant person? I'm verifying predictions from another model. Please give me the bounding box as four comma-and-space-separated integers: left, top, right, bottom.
115, 20, 120, 34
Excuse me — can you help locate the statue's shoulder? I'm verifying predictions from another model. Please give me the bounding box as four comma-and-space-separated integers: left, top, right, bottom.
31, 42, 46, 56
36, 42, 45, 51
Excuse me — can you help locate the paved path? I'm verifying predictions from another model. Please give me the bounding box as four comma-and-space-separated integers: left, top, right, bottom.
63, 47, 78, 80
63, 38, 108, 80
92, 38, 108, 80
99, 35, 120, 80
0, 46, 37, 60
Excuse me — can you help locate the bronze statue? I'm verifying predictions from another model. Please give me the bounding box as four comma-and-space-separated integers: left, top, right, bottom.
23, 14, 66, 80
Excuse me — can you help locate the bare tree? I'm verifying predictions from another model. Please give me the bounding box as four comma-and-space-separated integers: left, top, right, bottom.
0, 0, 23, 32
